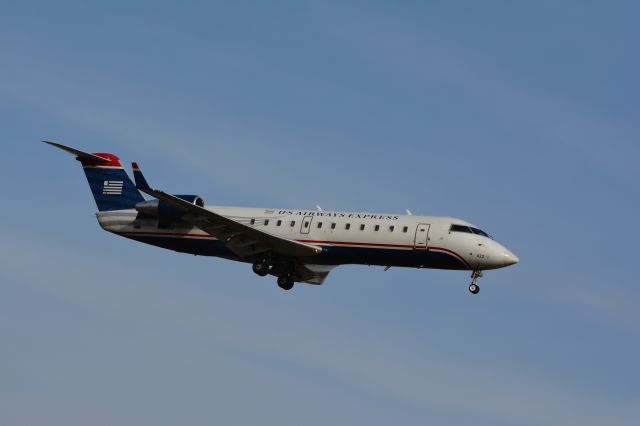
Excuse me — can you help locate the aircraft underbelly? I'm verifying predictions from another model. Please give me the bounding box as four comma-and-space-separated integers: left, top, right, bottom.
120, 234, 466, 270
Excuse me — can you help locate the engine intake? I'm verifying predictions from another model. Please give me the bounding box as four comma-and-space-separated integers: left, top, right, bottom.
135, 194, 204, 220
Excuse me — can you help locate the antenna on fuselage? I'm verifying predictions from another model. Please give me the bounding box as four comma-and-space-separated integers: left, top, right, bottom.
406, 209, 413, 215
316, 204, 323, 212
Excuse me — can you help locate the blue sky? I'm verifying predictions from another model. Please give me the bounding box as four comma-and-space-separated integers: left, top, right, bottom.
1, 1, 639, 425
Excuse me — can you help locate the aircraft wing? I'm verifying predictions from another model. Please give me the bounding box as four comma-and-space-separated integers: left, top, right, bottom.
294, 264, 336, 285
147, 188, 322, 258
132, 166, 322, 259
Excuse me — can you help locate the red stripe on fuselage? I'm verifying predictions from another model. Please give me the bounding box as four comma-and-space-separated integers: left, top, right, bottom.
299, 239, 411, 248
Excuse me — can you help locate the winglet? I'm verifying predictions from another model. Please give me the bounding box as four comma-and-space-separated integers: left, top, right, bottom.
131, 162, 151, 191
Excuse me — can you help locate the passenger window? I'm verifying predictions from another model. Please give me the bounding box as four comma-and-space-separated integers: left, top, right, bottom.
277, 220, 282, 226
389, 225, 394, 232
317, 222, 323, 229
403, 226, 408, 233
360, 224, 365, 231
374, 225, 380, 231
304, 221, 309, 228
290, 221, 295, 227
331, 223, 336, 229
264, 219, 269, 226
250, 219, 255, 225
345, 223, 351, 230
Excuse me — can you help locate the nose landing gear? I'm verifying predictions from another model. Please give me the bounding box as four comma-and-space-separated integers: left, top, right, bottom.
468, 270, 482, 294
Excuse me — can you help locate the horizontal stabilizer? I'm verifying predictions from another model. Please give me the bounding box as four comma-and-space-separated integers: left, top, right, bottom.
43, 140, 110, 163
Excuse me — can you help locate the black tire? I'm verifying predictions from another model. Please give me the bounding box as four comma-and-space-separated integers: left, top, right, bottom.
277, 276, 294, 290
469, 283, 480, 294
252, 261, 269, 277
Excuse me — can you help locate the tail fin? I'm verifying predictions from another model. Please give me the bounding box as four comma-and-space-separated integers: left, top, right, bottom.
131, 162, 151, 191
44, 141, 144, 211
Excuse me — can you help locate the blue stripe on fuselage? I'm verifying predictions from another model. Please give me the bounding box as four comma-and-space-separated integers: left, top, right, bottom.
121, 234, 468, 270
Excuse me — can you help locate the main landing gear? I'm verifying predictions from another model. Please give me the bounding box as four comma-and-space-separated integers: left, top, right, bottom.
252, 260, 295, 290
252, 260, 270, 277
277, 275, 294, 291
468, 270, 483, 294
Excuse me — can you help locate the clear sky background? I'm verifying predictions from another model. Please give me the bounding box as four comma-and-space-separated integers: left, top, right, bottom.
1, 1, 638, 425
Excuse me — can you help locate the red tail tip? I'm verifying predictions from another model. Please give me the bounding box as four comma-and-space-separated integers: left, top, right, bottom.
79, 153, 122, 168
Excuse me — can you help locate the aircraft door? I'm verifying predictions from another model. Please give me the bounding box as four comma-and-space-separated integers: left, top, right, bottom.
300, 215, 313, 234
413, 223, 430, 249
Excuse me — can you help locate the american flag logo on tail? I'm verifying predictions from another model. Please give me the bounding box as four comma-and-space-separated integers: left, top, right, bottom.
102, 180, 124, 195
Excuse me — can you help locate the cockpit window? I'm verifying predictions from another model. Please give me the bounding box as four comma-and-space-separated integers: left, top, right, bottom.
450, 224, 472, 233
450, 224, 492, 238
470, 227, 491, 238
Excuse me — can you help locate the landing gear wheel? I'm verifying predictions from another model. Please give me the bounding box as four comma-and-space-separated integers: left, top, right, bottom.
468, 270, 482, 295
252, 261, 269, 277
277, 275, 294, 291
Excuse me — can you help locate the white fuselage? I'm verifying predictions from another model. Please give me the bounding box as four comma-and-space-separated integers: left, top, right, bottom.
97, 206, 518, 271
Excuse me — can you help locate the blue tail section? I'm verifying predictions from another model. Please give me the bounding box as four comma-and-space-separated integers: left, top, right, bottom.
44, 141, 144, 211
79, 153, 144, 211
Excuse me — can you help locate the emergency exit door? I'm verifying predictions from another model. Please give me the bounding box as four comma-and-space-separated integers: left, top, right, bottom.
300, 215, 313, 234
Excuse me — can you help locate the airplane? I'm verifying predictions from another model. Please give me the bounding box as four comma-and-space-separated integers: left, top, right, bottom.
44, 140, 519, 293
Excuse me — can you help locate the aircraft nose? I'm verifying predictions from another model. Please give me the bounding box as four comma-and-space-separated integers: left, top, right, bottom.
503, 249, 519, 266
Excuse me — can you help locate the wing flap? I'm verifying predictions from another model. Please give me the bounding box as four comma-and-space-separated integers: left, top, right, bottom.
295, 264, 337, 285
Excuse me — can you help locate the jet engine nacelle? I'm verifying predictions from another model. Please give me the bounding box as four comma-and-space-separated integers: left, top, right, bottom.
135, 195, 205, 220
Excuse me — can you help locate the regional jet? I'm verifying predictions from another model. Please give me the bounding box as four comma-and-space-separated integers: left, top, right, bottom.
45, 141, 518, 293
